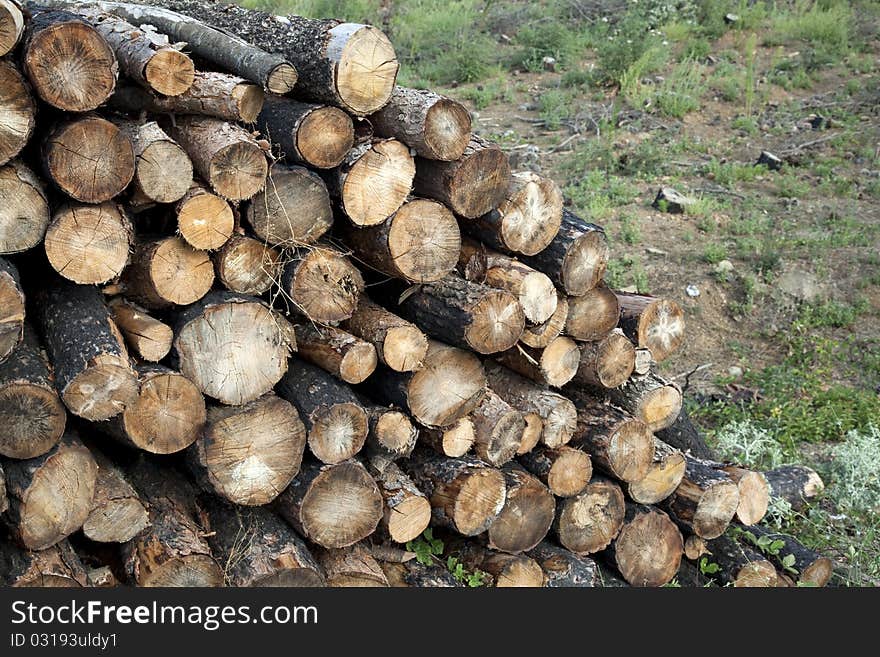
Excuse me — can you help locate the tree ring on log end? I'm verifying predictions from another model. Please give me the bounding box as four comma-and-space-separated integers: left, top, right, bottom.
500, 172, 563, 256
144, 48, 195, 97
0, 269, 24, 359
0, 63, 35, 166
290, 248, 364, 322
407, 344, 485, 428
451, 467, 506, 536
333, 25, 398, 115
64, 363, 138, 422
424, 99, 472, 161
139, 555, 223, 587
557, 481, 625, 555
736, 561, 778, 587
609, 419, 654, 483
388, 198, 460, 282
495, 556, 545, 587
231, 82, 264, 123
148, 237, 214, 306
640, 299, 685, 362
210, 141, 268, 201
541, 336, 580, 388
465, 290, 525, 354
123, 372, 205, 454
387, 494, 431, 544
308, 403, 368, 465
266, 63, 298, 95
0, 383, 66, 459
44, 203, 131, 285
298, 106, 354, 169
519, 270, 558, 324
342, 139, 414, 226
137, 139, 193, 204
451, 147, 511, 219
693, 481, 740, 539
614, 509, 682, 586
383, 325, 428, 372
562, 231, 609, 296
596, 331, 636, 388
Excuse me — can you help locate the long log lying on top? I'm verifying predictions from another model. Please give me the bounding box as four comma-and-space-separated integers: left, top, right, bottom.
0, 256, 24, 362
280, 243, 364, 323
258, 96, 354, 169
606, 503, 683, 587
0, 539, 89, 587
487, 463, 555, 554
0, 0, 24, 57
0, 160, 49, 254
0, 62, 35, 167
616, 292, 686, 363
763, 464, 824, 510
342, 297, 428, 373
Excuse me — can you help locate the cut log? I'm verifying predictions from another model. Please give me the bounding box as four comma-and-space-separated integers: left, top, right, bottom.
740, 525, 832, 587
520, 292, 567, 349
0, 256, 24, 362
167, 115, 267, 202
723, 466, 770, 526
2, 432, 97, 549
64, 6, 194, 96
368, 457, 431, 544
114, 120, 192, 205
517, 412, 543, 455
529, 541, 599, 587
664, 455, 740, 539
214, 235, 281, 295
82, 445, 149, 543
111, 71, 262, 122
200, 495, 324, 587
573, 329, 636, 389
44, 202, 132, 285
606, 371, 683, 432
365, 407, 418, 461
469, 388, 524, 467
626, 439, 687, 505
633, 347, 653, 376
0, 325, 66, 459
402, 449, 506, 536
616, 293, 685, 363
98, 365, 205, 455
318, 544, 388, 587
342, 297, 428, 373
0, 62, 34, 167
654, 404, 713, 459
493, 337, 580, 388
274, 459, 383, 549
763, 464, 824, 510
188, 394, 306, 506
0, 160, 49, 254
121, 236, 213, 309
123, 457, 223, 587
0, 539, 88, 587
370, 86, 471, 161
554, 477, 625, 555
701, 534, 778, 587
395, 273, 525, 355
518, 445, 593, 498
276, 359, 368, 465
413, 134, 510, 219
107, 299, 172, 363
42, 116, 134, 203
258, 95, 353, 169
565, 390, 655, 483
0, 461, 6, 513
371, 341, 485, 429
419, 417, 475, 458
565, 282, 620, 342
464, 171, 563, 256
174, 179, 234, 251
173, 292, 293, 405
0, 0, 24, 57
33, 279, 138, 421
22, 8, 117, 111
329, 139, 415, 227
609, 503, 683, 587
293, 323, 377, 385
488, 463, 555, 554
683, 534, 709, 560
452, 542, 544, 587
340, 198, 460, 282
280, 243, 364, 323
380, 559, 460, 587
485, 363, 576, 448
520, 209, 608, 296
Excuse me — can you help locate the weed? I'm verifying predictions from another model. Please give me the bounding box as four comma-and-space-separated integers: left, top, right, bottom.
702, 243, 727, 264
406, 529, 489, 586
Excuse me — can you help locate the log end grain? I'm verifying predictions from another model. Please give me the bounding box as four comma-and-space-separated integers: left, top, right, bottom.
562, 231, 609, 296
588, 331, 636, 389
177, 185, 235, 251
488, 470, 555, 554
520, 292, 567, 349
497, 172, 564, 256
0, 383, 67, 460
607, 417, 655, 483
215, 236, 282, 296
635, 298, 685, 362
613, 507, 683, 587
565, 283, 620, 342
387, 198, 460, 283
333, 24, 399, 115
465, 289, 525, 355
382, 324, 429, 373
0, 63, 34, 167
149, 237, 215, 306
136, 136, 194, 204
628, 445, 687, 505
286, 247, 364, 323
210, 140, 268, 201
734, 560, 779, 587
0, 161, 49, 253
249, 165, 332, 246
266, 63, 299, 95
407, 343, 486, 427
122, 370, 206, 454
556, 479, 625, 555
0, 0, 24, 57
0, 267, 24, 360
540, 336, 581, 388
423, 98, 472, 161
730, 469, 770, 527
492, 555, 545, 587
637, 382, 684, 433
449, 146, 511, 219
693, 480, 741, 539
448, 467, 507, 536
371, 409, 417, 458
44, 203, 131, 285
517, 412, 543, 455
518, 269, 558, 324
423, 417, 475, 457
342, 139, 415, 226
145, 47, 196, 97
547, 447, 593, 498
64, 361, 139, 422
307, 402, 368, 465
297, 106, 355, 169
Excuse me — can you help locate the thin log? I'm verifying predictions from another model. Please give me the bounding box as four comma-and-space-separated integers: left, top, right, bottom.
606, 371, 683, 432
342, 297, 428, 373
520, 292, 567, 349
518, 445, 593, 498
626, 438, 687, 505
368, 457, 431, 544
175, 179, 235, 251
763, 464, 824, 510
258, 95, 353, 169
0, 256, 24, 361
121, 236, 213, 309
470, 388, 524, 467
318, 543, 388, 587
108, 299, 172, 363
419, 417, 475, 458
493, 337, 580, 388
365, 406, 418, 461
293, 323, 377, 385
573, 329, 635, 389
113, 119, 192, 204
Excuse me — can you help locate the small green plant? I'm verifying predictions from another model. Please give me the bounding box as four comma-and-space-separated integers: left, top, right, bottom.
702, 243, 727, 264
743, 32, 758, 118
698, 556, 721, 575
828, 425, 880, 515
406, 528, 444, 566
406, 529, 489, 586
446, 556, 488, 587
711, 419, 787, 470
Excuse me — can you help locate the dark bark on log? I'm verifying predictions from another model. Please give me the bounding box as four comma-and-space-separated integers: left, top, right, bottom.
450, 540, 544, 587
0, 159, 48, 254
604, 371, 683, 433
0, 538, 88, 587
258, 95, 353, 169
763, 465, 825, 510
379, 558, 460, 587
0, 256, 24, 362
367, 456, 431, 544
655, 403, 714, 459
700, 534, 778, 587
318, 543, 388, 587
529, 541, 599, 587
740, 525, 833, 587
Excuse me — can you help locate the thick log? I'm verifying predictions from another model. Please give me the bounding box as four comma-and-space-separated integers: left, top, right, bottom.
520, 292, 567, 349
723, 465, 770, 526
554, 477, 625, 555
22, 8, 117, 111
342, 297, 427, 373
0, 256, 24, 361
33, 279, 138, 421
328, 139, 414, 227
188, 394, 306, 505
0, 0, 24, 56
173, 291, 293, 405
121, 236, 213, 309
365, 406, 418, 461
276, 359, 368, 464
573, 329, 635, 389
123, 457, 223, 587
763, 464, 824, 510
519, 209, 608, 296
114, 120, 192, 205
518, 445, 593, 498
0, 62, 34, 167
419, 417, 475, 458
0, 539, 88, 587
493, 337, 580, 389
464, 171, 563, 256
485, 363, 576, 448
701, 534, 778, 587
565, 282, 620, 342
402, 449, 506, 536
529, 541, 599, 587
609, 503, 683, 587
606, 372, 683, 432
82, 444, 149, 543
214, 235, 281, 296
380, 558, 460, 587
616, 293, 685, 363
470, 388, 524, 467
413, 134, 510, 219
451, 542, 545, 587
395, 273, 525, 355
44, 202, 132, 285
368, 457, 431, 544
654, 403, 713, 459
517, 412, 543, 455
488, 463, 555, 554
280, 243, 364, 323
370, 86, 471, 161
246, 164, 332, 247
258, 95, 353, 169
2, 432, 97, 549
0, 160, 48, 254
293, 323, 377, 385
626, 439, 687, 505
340, 198, 460, 282
664, 455, 740, 539
274, 459, 383, 549
319, 544, 388, 587
175, 180, 234, 251
107, 298, 172, 363
200, 495, 324, 587
740, 525, 832, 587
42, 115, 134, 203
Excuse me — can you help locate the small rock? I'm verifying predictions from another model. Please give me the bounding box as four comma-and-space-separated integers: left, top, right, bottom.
542, 56, 557, 72
715, 259, 734, 274
777, 268, 822, 302
686, 284, 700, 298
653, 187, 695, 214
757, 150, 783, 170
724, 13, 740, 24
728, 366, 743, 379
645, 247, 668, 256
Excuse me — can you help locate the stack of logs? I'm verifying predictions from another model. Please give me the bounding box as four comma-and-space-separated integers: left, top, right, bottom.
0, 0, 832, 588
